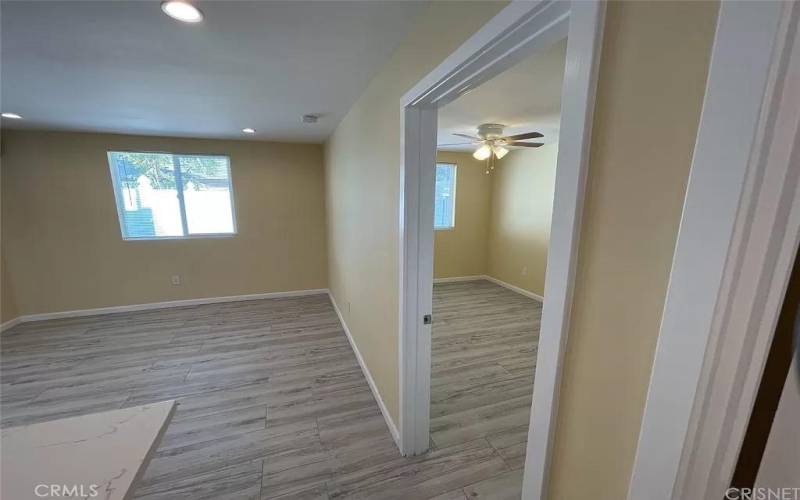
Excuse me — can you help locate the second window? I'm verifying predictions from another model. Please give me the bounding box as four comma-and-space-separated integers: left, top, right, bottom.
434, 163, 457, 230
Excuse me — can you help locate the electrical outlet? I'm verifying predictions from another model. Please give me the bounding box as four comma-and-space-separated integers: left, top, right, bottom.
521, 266, 528, 276
171, 275, 181, 286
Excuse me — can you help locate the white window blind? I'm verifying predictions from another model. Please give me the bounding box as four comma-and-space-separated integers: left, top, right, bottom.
107, 151, 236, 240
434, 163, 457, 229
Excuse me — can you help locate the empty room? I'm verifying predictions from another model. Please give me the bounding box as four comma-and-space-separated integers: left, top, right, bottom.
3, 1, 797, 500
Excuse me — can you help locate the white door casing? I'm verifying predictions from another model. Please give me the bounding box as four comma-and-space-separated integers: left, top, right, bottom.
399, 3, 606, 499
629, 2, 800, 499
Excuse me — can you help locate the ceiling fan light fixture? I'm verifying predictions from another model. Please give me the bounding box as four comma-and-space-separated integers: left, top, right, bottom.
473, 145, 491, 161
493, 145, 509, 159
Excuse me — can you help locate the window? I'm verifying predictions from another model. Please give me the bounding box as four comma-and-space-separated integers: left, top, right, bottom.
107, 151, 236, 240
434, 163, 457, 230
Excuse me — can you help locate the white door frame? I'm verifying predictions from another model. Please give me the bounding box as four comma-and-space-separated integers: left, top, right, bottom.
629, 1, 800, 499
398, 3, 606, 500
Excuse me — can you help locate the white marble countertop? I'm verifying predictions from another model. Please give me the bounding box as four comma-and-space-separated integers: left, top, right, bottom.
1, 400, 175, 500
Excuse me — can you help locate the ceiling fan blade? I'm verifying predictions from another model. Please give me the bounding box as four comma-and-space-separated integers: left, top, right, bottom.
507, 141, 545, 148
453, 133, 481, 141
504, 131, 544, 141
437, 142, 476, 147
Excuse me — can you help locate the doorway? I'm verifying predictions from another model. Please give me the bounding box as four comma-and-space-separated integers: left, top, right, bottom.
426, 38, 567, 492
398, 2, 606, 498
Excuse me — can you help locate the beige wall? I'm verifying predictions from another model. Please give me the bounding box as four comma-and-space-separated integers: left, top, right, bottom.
487, 145, 558, 297
434, 151, 491, 279
548, 2, 718, 499
434, 146, 557, 294
1, 253, 19, 324
1, 158, 20, 324
1, 130, 327, 317
325, 0, 718, 498
324, 1, 507, 422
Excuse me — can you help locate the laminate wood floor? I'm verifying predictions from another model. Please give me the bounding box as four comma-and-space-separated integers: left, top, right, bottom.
0, 281, 539, 500
431, 280, 540, 497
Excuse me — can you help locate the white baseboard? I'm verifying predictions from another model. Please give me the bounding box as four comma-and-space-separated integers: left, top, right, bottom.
327, 292, 401, 448
482, 275, 544, 302
432, 275, 485, 284
0, 316, 23, 333
432, 274, 544, 302
1, 288, 329, 329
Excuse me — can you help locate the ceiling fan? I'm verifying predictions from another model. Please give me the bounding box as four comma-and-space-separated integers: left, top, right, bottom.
440, 123, 544, 172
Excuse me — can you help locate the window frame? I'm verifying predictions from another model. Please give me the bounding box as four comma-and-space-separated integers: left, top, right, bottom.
107, 150, 239, 241
434, 162, 457, 231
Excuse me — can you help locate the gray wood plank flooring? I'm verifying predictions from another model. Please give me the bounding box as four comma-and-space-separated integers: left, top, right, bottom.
431, 280, 540, 496
1, 280, 538, 499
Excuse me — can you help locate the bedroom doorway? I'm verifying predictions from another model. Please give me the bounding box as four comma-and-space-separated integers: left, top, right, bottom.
397, 2, 605, 498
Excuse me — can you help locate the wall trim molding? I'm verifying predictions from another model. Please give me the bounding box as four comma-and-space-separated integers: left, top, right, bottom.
0, 316, 23, 333
0, 288, 329, 330
432, 275, 485, 284
483, 275, 545, 303
328, 292, 401, 447
434, 274, 545, 303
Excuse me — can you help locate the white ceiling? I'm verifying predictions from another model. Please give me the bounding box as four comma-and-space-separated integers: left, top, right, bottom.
438, 38, 567, 152
0, 1, 427, 142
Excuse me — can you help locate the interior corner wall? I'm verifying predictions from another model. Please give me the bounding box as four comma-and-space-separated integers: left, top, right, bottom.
487, 145, 558, 297
433, 150, 492, 279
0, 130, 328, 318
323, 0, 509, 424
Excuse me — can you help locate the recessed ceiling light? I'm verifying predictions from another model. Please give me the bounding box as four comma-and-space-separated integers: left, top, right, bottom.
242, 128, 256, 134
1, 112, 23, 119
161, 1, 203, 23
